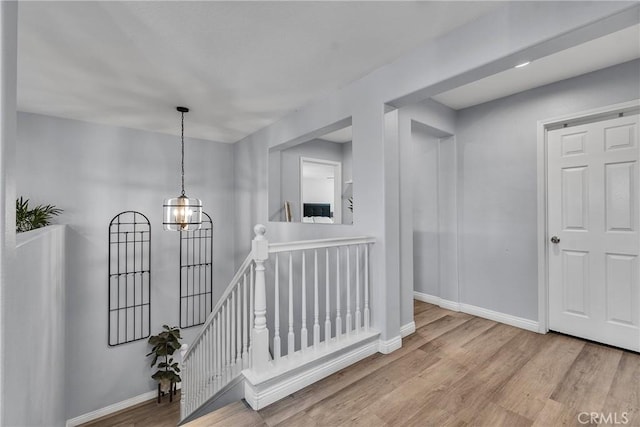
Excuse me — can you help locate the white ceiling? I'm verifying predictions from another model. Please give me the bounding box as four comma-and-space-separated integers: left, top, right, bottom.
432, 24, 640, 110
17, 1, 499, 143
320, 126, 352, 144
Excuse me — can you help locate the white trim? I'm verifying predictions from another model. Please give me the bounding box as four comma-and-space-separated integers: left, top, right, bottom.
459, 303, 539, 333
438, 298, 461, 312
413, 291, 442, 306
413, 291, 460, 312
378, 335, 402, 354
65, 385, 181, 427
400, 321, 415, 338
244, 338, 379, 410
268, 236, 375, 253
536, 100, 640, 335
413, 292, 539, 333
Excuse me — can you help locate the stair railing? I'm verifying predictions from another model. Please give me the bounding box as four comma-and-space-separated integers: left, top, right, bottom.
181, 224, 375, 420
180, 249, 256, 418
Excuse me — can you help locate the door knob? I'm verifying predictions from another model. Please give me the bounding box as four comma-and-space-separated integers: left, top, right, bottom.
550, 236, 560, 244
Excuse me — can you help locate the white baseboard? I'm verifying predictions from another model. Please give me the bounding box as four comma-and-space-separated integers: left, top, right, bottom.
66, 384, 182, 427
400, 321, 416, 338
66, 391, 156, 427
414, 291, 461, 311
413, 292, 539, 333
413, 291, 441, 306
459, 303, 539, 332
378, 335, 402, 354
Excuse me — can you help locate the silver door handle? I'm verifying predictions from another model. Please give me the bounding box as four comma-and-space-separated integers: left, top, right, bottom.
550, 236, 560, 244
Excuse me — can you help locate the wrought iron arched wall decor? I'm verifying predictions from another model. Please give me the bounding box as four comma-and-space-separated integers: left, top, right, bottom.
108, 211, 151, 346
180, 212, 213, 328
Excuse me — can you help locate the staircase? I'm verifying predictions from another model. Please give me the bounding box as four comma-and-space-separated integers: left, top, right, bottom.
179, 224, 378, 423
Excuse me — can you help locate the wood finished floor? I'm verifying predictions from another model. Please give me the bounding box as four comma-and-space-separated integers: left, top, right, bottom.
85, 301, 640, 427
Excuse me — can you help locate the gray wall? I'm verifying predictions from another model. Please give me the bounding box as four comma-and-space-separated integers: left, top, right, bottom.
16, 112, 236, 420
232, 1, 635, 341
0, 3, 18, 425
398, 99, 457, 328
456, 59, 640, 321
411, 126, 441, 297
6, 226, 66, 427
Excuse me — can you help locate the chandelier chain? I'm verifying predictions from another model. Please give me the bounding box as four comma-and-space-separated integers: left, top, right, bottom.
181, 110, 185, 196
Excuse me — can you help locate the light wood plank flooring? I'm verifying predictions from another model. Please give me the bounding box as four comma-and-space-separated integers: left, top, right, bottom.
85, 301, 640, 426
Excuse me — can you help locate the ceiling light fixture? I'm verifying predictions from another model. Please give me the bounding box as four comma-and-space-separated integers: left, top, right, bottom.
163, 107, 202, 231
515, 61, 531, 68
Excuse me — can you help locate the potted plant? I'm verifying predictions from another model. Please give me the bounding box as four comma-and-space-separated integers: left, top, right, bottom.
16, 197, 63, 232
147, 325, 182, 395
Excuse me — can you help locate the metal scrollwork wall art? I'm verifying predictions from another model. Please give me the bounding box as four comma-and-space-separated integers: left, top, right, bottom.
179, 212, 214, 328
108, 211, 151, 346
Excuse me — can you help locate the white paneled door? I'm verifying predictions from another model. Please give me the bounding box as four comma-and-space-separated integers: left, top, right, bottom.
548, 114, 640, 351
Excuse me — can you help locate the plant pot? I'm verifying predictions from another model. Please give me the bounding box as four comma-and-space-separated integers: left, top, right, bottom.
159, 378, 172, 393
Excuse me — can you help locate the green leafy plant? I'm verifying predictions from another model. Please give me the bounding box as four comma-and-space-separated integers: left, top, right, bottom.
16, 197, 63, 232
147, 325, 182, 392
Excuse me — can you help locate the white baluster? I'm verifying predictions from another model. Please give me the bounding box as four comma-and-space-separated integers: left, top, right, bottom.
225, 300, 230, 381
274, 253, 281, 361
336, 247, 341, 341
301, 250, 308, 352
252, 224, 270, 372
346, 246, 351, 338
216, 314, 221, 390
180, 344, 188, 418
313, 249, 320, 348
243, 273, 249, 368
207, 329, 212, 396
288, 252, 295, 357
356, 245, 361, 334
209, 321, 215, 395
220, 307, 225, 386
236, 286, 242, 371
206, 328, 211, 396
325, 248, 331, 345
231, 290, 236, 375
249, 263, 255, 366
365, 244, 370, 331
196, 342, 201, 404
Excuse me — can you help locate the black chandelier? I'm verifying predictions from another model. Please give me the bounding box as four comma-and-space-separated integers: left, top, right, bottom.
163, 107, 202, 231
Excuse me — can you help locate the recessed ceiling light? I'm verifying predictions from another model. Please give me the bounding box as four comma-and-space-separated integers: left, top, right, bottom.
515, 61, 531, 68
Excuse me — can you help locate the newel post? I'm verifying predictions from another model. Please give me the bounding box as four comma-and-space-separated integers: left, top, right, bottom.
251, 224, 270, 371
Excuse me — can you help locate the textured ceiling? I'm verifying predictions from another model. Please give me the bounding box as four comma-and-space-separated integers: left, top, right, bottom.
17, 1, 499, 143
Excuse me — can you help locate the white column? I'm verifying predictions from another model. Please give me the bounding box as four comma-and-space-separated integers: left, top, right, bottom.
251, 224, 270, 371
